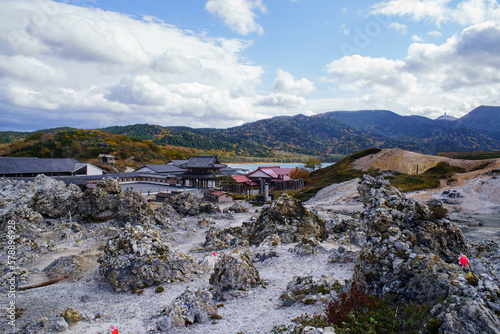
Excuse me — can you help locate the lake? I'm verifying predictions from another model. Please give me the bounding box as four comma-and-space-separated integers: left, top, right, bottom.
227, 162, 334, 173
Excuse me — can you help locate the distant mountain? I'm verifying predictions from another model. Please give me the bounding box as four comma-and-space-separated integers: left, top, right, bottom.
318, 109, 499, 153
454, 106, 500, 140
0, 129, 190, 166
2, 106, 499, 160
435, 114, 458, 122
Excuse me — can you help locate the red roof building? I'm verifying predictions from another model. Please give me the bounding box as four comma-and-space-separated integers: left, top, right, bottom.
246, 166, 294, 182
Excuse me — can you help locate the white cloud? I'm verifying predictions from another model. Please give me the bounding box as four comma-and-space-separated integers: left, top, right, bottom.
254, 93, 307, 109
0, 0, 306, 129
411, 34, 424, 42
371, 0, 500, 26
388, 22, 408, 35
273, 69, 315, 95
324, 21, 500, 118
205, 0, 267, 35
428, 30, 442, 37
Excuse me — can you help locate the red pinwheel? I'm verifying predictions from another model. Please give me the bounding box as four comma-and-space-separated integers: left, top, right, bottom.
459, 255, 468, 268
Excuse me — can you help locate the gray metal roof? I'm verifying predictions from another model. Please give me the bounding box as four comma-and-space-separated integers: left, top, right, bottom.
182, 156, 227, 169
0, 157, 84, 174
136, 164, 184, 174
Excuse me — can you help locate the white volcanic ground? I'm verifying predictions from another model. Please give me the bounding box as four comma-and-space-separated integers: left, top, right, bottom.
1, 206, 354, 334
2, 168, 499, 334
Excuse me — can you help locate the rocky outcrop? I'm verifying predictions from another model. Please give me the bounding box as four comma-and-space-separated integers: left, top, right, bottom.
166, 192, 220, 216
203, 226, 249, 251
209, 252, 262, 299
202, 194, 327, 250
351, 175, 500, 333
98, 224, 195, 292
156, 287, 218, 331
0, 176, 78, 226
223, 201, 248, 213
353, 175, 469, 302
248, 194, 327, 245
0, 176, 161, 226
73, 179, 154, 224
280, 275, 342, 307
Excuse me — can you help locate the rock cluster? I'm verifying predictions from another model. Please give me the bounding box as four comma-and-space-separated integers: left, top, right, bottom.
0, 175, 78, 226
280, 275, 342, 307
166, 192, 220, 216
0, 176, 161, 226
353, 175, 469, 302
156, 287, 218, 331
280, 275, 342, 306
209, 252, 262, 299
98, 224, 194, 292
248, 193, 327, 245
328, 246, 358, 264
73, 179, 155, 224
203, 194, 327, 250
223, 201, 248, 213
351, 175, 500, 333
325, 212, 366, 247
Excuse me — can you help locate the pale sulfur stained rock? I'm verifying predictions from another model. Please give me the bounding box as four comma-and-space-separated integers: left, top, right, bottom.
209, 252, 262, 299
349, 175, 500, 333
156, 287, 218, 331
98, 224, 195, 292
248, 193, 327, 245
202, 193, 327, 250
166, 192, 220, 216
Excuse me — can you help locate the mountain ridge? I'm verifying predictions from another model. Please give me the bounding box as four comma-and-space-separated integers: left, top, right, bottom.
1, 106, 499, 160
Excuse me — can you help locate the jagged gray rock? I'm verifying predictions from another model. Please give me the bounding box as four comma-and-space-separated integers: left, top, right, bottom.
0, 176, 162, 226
248, 193, 327, 245
223, 201, 247, 213
209, 252, 262, 299
353, 175, 469, 302
166, 192, 220, 216
350, 175, 500, 333
156, 287, 218, 331
98, 224, 195, 292
203, 226, 249, 251
280, 275, 342, 307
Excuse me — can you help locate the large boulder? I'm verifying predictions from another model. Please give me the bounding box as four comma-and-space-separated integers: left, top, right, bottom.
0, 175, 80, 226
156, 287, 218, 331
350, 175, 500, 333
280, 275, 342, 307
73, 179, 154, 224
352, 175, 469, 302
247, 193, 327, 245
98, 224, 194, 292
167, 192, 220, 216
43, 255, 96, 280
209, 252, 262, 299
203, 226, 249, 251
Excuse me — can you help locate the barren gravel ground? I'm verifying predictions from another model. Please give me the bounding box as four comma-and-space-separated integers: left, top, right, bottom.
0, 208, 354, 334
2, 165, 499, 334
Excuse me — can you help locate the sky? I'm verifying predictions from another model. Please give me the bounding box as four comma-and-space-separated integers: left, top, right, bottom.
1, 0, 500, 131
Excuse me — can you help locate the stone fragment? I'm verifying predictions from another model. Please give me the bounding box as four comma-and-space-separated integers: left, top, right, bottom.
60, 308, 81, 323
156, 287, 217, 331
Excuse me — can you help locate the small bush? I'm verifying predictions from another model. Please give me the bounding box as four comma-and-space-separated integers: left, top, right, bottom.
155, 286, 165, 293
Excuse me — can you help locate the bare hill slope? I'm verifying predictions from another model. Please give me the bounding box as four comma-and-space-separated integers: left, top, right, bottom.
352, 148, 500, 175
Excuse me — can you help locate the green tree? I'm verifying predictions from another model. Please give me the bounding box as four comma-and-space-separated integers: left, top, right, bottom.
304, 158, 322, 171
